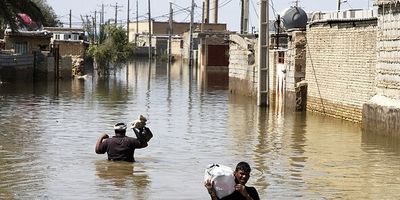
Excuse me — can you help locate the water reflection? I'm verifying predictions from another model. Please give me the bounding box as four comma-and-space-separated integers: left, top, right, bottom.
0, 58, 400, 199
95, 160, 150, 199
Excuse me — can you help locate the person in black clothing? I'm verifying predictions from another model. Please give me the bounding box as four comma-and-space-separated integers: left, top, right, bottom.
205, 162, 260, 200
95, 122, 149, 162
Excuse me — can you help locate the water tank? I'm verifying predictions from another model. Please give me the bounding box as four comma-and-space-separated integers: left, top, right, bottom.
281, 6, 308, 30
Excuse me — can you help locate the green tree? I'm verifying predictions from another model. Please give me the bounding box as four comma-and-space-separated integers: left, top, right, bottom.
87, 25, 134, 75
32, 0, 61, 27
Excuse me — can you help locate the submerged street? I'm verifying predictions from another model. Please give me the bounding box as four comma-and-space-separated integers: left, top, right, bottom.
0, 59, 400, 199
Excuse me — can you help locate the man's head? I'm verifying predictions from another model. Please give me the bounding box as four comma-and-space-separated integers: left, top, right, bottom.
114, 123, 127, 136
234, 161, 251, 185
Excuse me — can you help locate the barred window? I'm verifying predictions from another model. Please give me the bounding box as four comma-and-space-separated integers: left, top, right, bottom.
14, 42, 28, 55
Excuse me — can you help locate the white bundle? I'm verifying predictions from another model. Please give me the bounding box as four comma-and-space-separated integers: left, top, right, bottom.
204, 164, 235, 199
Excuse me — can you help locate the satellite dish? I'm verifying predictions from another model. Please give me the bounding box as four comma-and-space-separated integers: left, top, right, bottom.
281, 6, 308, 30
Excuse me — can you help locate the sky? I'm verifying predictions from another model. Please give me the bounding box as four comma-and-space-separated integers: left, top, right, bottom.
46, 0, 374, 31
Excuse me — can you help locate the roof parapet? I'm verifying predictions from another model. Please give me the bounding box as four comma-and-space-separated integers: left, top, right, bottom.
375, 0, 400, 5
309, 9, 377, 24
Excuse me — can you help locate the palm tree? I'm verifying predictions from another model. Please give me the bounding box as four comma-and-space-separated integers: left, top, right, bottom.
0, 0, 45, 32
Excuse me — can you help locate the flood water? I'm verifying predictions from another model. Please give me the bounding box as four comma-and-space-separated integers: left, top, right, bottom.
1, 59, 400, 200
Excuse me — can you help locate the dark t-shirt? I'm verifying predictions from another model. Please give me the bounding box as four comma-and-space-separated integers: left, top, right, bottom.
98, 135, 144, 162
220, 186, 260, 200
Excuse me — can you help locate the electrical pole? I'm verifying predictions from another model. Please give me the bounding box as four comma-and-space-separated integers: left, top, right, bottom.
204, 0, 209, 24
110, 2, 123, 25
258, 0, 269, 106
201, 1, 204, 32
92, 15, 96, 43
168, 1, 173, 63
69, 9, 72, 28
135, 0, 139, 45
94, 11, 97, 43
101, 4, 104, 26
211, 0, 218, 23
189, 0, 194, 67
98, 4, 105, 44
127, 0, 130, 42
240, 0, 249, 34
91, 10, 97, 44
337, 0, 341, 12
148, 0, 152, 59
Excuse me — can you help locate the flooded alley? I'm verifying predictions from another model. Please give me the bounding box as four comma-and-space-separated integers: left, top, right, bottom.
0, 59, 399, 200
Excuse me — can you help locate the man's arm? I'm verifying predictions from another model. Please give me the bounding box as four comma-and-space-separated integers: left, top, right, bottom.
134, 127, 151, 148
236, 185, 259, 200
95, 133, 109, 154
204, 179, 218, 200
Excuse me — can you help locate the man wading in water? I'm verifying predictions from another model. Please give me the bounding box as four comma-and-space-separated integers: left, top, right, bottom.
205, 162, 260, 200
95, 121, 151, 162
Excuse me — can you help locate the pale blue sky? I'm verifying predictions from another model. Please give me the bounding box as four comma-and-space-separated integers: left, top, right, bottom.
47, 0, 374, 31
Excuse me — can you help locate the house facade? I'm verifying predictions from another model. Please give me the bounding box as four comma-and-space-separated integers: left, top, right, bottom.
3, 29, 52, 55
44, 27, 89, 57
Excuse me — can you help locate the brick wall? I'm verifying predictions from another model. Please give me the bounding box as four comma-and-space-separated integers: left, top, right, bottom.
306, 20, 377, 122
376, 4, 400, 98
53, 41, 87, 57
362, 3, 400, 137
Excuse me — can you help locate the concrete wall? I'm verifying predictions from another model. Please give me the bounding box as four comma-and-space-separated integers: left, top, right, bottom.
0, 53, 73, 82
228, 34, 257, 97
283, 31, 307, 111
306, 19, 377, 122
0, 54, 34, 81
285, 31, 307, 93
228, 34, 278, 98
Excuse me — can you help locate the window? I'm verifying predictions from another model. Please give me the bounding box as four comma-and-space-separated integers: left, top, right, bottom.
55, 34, 60, 40
278, 51, 284, 64
14, 42, 28, 55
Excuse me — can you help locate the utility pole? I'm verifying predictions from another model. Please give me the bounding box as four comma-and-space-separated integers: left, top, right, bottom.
110, 2, 123, 25
211, 0, 218, 23
98, 4, 105, 44
91, 10, 97, 44
127, 0, 130, 42
240, 0, 249, 34
94, 11, 97, 43
148, 0, 152, 59
168, 1, 173, 62
258, 0, 269, 106
189, 0, 195, 67
201, 1, 204, 32
337, 0, 347, 12
203, 0, 209, 24
135, 0, 139, 45
101, 4, 104, 26
69, 9, 72, 28
92, 15, 96, 43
